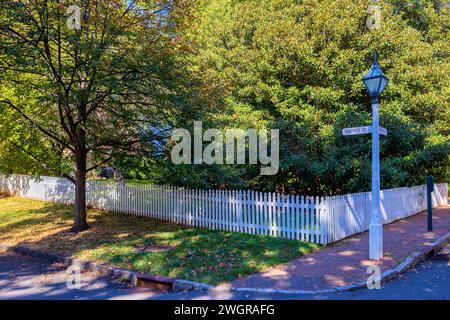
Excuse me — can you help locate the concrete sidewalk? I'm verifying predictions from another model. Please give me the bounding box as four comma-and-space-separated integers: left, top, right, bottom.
228, 204, 450, 291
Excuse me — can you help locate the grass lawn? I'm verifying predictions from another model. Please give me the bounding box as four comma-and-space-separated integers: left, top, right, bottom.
0, 196, 320, 285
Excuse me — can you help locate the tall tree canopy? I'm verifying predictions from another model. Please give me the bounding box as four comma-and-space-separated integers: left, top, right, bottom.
0, 0, 199, 231
1, 0, 448, 204
180, 0, 449, 194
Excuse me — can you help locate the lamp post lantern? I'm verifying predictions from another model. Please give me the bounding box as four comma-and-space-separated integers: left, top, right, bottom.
362, 53, 389, 260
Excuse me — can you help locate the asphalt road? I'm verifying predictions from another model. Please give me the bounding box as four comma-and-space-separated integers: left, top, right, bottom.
0, 248, 448, 300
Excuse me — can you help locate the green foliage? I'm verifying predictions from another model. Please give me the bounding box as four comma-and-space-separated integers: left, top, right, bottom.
179, 0, 449, 194
0, 86, 70, 175
1, 0, 448, 196
0, 0, 200, 178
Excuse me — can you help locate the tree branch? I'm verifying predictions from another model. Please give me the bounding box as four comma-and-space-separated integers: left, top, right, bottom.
0, 98, 75, 153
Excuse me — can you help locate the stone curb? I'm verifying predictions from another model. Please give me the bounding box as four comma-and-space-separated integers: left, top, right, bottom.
1, 230, 449, 294
172, 279, 214, 292
0, 243, 214, 292
0, 244, 138, 286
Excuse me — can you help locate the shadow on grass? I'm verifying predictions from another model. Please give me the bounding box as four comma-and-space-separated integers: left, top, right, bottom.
1, 197, 319, 285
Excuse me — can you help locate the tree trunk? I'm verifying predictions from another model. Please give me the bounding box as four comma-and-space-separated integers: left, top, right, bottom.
71, 157, 89, 232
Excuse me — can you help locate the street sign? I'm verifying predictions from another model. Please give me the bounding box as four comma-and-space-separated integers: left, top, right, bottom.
342, 126, 387, 136
342, 126, 371, 136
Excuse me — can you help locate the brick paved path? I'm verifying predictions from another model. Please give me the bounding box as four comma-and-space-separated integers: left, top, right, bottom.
228, 204, 450, 291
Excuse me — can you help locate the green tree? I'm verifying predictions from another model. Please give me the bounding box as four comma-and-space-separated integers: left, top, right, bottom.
0, 0, 198, 231
185, 0, 449, 194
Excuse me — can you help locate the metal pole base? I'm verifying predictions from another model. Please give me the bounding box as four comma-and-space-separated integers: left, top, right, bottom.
369, 223, 383, 260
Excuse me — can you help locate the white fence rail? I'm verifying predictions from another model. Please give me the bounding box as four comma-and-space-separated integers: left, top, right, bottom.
0, 175, 447, 245
326, 183, 448, 242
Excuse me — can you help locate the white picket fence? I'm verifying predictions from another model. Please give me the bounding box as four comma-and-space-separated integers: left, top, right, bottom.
326, 183, 448, 242
0, 175, 447, 245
